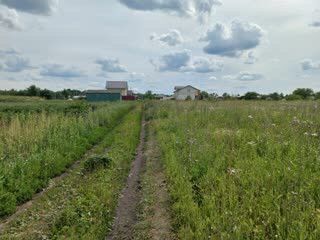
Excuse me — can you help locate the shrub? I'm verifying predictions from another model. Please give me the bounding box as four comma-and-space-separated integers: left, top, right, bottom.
83, 155, 112, 173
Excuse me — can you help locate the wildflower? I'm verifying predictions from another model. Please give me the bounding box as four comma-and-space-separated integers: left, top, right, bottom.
304, 132, 309, 136
311, 133, 318, 137
271, 123, 276, 127
227, 168, 240, 176
248, 115, 253, 119
292, 117, 300, 124
247, 141, 256, 146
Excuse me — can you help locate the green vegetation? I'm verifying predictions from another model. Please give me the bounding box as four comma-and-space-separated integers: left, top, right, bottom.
149, 101, 320, 239
0, 105, 142, 239
0, 102, 135, 217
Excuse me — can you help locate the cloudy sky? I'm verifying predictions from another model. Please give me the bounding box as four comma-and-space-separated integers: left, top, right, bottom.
0, 0, 319, 94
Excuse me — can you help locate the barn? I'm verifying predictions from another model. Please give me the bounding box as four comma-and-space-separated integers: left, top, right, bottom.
86, 90, 121, 102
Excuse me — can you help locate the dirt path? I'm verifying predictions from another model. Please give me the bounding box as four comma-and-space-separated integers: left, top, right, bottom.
134, 124, 175, 240
106, 119, 146, 240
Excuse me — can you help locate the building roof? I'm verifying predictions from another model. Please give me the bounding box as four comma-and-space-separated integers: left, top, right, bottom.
106, 81, 128, 89
86, 90, 109, 94
174, 85, 200, 92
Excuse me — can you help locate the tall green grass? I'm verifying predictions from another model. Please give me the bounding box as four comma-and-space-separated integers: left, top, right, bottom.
151, 101, 320, 239
0, 105, 142, 239
0, 102, 134, 217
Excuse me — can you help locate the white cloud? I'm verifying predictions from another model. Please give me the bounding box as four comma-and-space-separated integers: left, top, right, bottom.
2, 55, 33, 72
0, 6, 21, 30
95, 58, 127, 73
118, 0, 222, 22
244, 51, 258, 64
152, 49, 223, 73
209, 76, 217, 80
310, 10, 320, 27
129, 72, 145, 83
301, 59, 320, 70
224, 71, 263, 81
0, 0, 58, 15
153, 49, 191, 71
181, 56, 223, 73
40, 64, 85, 78
151, 29, 184, 46
200, 20, 264, 57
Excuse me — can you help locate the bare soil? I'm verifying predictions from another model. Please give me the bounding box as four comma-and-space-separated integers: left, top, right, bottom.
106, 120, 146, 240
134, 125, 175, 240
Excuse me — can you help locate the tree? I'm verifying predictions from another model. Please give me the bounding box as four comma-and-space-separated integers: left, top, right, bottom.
144, 90, 155, 100
315, 92, 320, 100
40, 89, 55, 99
222, 93, 231, 99
243, 92, 259, 100
26, 85, 40, 96
286, 94, 303, 101
200, 91, 209, 100
292, 88, 314, 99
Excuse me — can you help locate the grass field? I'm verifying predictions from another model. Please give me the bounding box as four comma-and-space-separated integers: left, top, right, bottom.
1, 99, 320, 239
148, 101, 320, 239
0, 101, 135, 217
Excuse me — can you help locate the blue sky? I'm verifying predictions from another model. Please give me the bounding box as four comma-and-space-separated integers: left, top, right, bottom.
0, 0, 319, 94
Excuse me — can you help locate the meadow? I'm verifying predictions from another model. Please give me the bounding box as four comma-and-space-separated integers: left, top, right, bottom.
148, 101, 320, 239
0, 100, 135, 217
1, 99, 320, 239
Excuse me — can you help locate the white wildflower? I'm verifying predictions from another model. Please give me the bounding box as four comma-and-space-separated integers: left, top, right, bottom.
247, 141, 256, 146
248, 115, 253, 119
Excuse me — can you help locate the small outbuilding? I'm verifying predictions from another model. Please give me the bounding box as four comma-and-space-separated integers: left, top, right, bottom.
86, 90, 121, 102
174, 85, 200, 100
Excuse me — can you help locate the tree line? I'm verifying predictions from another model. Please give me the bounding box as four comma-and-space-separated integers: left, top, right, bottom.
1, 85, 320, 101
0, 85, 83, 100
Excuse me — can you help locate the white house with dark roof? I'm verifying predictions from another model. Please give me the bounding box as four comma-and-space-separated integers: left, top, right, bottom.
174, 85, 200, 100
106, 81, 128, 96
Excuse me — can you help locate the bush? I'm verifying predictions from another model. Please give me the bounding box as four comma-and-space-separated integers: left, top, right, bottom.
83, 155, 112, 173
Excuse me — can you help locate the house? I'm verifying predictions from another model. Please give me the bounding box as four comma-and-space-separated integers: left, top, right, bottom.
106, 81, 128, 96
86, 90, 121, 102
174, 85, 201, 100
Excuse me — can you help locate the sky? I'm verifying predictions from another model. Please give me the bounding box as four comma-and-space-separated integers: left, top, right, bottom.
0, 0, 319, 95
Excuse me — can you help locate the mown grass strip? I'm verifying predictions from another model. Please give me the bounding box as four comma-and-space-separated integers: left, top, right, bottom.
0, 105, 142, 240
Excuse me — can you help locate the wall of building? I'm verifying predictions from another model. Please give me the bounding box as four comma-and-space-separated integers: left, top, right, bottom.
86, 93, 121, 102
107, 89, 128, 96
174, 87, 199, 100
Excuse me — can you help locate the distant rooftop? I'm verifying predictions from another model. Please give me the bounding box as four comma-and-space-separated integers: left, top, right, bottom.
106, 81, 128, 89
174, 85, 200, 92
86, 90, 109, 94
174, 86, 186, 91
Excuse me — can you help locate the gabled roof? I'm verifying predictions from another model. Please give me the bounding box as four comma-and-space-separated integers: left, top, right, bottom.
106, 81, 128, 89
174, 85, 200, 92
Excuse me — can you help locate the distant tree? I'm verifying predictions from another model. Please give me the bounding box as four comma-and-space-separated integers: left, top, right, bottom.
209, 92, 219, 100
40, 89, 55, 99
243, 92, 259, 100
222, 93, 231, 100
26, 85, 40, 96
268, 92, 282, 100
292, 88, 314, 99
286, 94, 303, 101
315, 92, 320, 100
144, 90, 155, 100
200, 91, 209, 100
